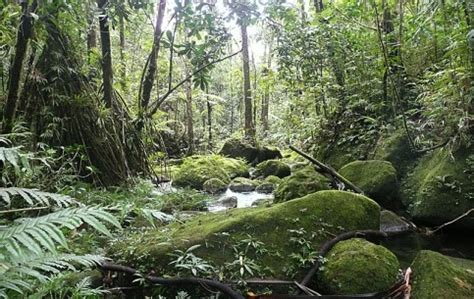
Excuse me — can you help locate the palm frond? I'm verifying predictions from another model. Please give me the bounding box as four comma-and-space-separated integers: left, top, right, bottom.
0, 207, 121, 256
0, 187, 75, 208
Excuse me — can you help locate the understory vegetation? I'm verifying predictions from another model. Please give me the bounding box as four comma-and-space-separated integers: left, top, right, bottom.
0, 0, 473, 298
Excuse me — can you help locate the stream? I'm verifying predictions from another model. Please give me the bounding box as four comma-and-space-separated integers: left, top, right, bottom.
155, 182, 474, 266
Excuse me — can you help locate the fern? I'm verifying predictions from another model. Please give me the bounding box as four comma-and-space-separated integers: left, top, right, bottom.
0, 205, 121, 297
0, 147, 31, 174
0, 253, 104, 297
0, 187, 75, 208
0, 206, 121, 256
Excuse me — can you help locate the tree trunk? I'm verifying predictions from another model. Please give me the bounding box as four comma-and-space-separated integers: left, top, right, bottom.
97, 0, 114, 108
185, 77, 194, 154
140, 0, 166, 114
119, 0, 126, 90
314, 0, 324, 12
206, 88, 212, 150
261, 40, 272, 134
2, 1, 36, 134
240, 23, 255, 141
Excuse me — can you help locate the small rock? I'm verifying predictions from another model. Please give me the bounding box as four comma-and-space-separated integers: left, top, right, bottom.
251, 198, 272, 207
217, 196, 238, 208
380, 210, 415, 233
203, 178, 227, 194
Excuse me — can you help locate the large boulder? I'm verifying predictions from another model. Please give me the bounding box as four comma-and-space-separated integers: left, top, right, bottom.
274, 166, 331, 202
254, 160, 291, 179
203, 178, 227, 194
319, 238, 400, 295
219, 138, 282, 165
400, 147, 474, 229
173, 155, 249, 190
410, 250, 474, 299
228, 177, 259, 192
108, 190, 381, 278
339, 160, 399, 207
373, 129, 416, 178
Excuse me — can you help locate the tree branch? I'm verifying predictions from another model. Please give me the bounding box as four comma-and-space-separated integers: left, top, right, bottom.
289, 145, 364, 194
147, 49, 242, 117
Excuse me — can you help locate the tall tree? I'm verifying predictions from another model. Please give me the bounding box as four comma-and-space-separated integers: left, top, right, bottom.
2, 0, 37, 133
97, 0, 114, 108
240, 20, 255, 140
139, 0, 166, 119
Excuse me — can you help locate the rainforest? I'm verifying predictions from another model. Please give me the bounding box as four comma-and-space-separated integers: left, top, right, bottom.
0, 0, 473, 298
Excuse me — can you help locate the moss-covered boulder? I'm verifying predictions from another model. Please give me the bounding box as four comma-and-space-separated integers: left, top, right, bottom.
373, 129, 416, 177
400, 147, 474, 229
108, 191, 381, 278
254, 160, 291, 179
263, 175, 282, 185
219, 138, 282, 165
255, 182, 275, 194
411, 250, 474, 299
338, 160, 398, 207
319, 238, 400, 295
203, 178, 227, 194
229, 177, 259, 192
274, 166, 331, 202
173, 155, 249, 189
380, 210, 415, 233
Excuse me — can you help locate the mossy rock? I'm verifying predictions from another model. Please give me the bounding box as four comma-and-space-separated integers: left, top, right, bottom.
411, 250, 474, 299
173, 155, 249, 189
254, 160, 291, 179
228, 177, 259, 192
400, 146, 474, 228
373, 129, 415, 177
219, 138, 282, 165
108, 190, 381, 278
203, 178, 227, 194
263, 175, 282, 185
274, 166, 331, 202
339, 160, 399, 207
255, 182, 275, 194
380, 210, 414, 234
319, 238, 400, 295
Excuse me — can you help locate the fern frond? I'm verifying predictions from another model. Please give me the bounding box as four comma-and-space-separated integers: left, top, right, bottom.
0, 147, 30, 173
0, 187, 75, 208
0, 207, 121, 256
0, 253, 103, 296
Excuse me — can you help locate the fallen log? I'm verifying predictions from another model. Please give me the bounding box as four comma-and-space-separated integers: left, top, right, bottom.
289, 145, 364, 194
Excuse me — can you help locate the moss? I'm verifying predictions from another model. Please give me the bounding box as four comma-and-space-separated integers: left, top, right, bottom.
274, 166, 331, 202
173, 155, 249, 189
400, 146, 474, 228
319, 238, 400, 295
411, 250, 474, 299
219, 138, 282, 165
203, 178, 227, 194
229, 177, 259, 192
108, 190, 380, 278
373, 129, 415, 177
338, 160, 398, 207
254, 160, 291, 179
263, 175, 282, 185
